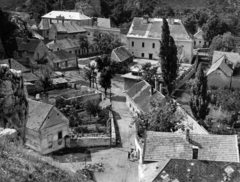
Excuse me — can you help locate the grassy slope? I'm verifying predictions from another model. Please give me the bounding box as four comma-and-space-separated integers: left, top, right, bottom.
0, 141, 94, 182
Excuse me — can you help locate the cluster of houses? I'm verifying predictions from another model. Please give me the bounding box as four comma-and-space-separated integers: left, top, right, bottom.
3, 7, 240, 181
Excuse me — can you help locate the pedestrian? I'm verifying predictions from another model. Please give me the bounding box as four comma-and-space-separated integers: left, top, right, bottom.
128, 151, 130, 160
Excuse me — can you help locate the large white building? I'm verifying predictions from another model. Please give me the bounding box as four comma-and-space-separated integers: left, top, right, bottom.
126, 16, 193, 63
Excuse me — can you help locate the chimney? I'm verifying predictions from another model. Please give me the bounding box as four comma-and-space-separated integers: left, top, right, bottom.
168, 17, 175, 25
155, 78, 159, 92
8, 59, 11, 69
150, 86, 154, 96
192, 146, 199, 159
143, 15, 149, 24
159, 83, 162, 93
186, 129, 190, 142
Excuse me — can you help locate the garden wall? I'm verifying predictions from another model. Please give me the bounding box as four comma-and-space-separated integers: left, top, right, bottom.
66, 111, 116, 148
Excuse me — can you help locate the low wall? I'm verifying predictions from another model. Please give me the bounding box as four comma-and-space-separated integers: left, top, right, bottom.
67, 111, 116, 148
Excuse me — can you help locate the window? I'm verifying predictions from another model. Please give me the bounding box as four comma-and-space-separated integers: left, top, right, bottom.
47, 134, 53, 148
69, 51, 72, 54
75, 50, 77, 55
132, 41, 134, 47
142, 42, 145, 48
58, 131, 63, 139
152, 43, 155, 48
194, 41, 196, 45
192, 147, 198, 159
141, 53, 144, 57
57, 48, 60, 51
199, 41, 201, 44
149, 53, 153, 59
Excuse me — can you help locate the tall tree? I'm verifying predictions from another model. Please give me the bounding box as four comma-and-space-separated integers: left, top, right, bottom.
35, 69, 53, 93
84, 64, 97, 88
159, 18, 179, 96
141, 63, 158, 87
99, 68, 112, 96
189, 64, 210, 120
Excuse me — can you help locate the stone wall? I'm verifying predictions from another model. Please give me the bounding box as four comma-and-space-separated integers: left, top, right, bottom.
0, 65, 28, 139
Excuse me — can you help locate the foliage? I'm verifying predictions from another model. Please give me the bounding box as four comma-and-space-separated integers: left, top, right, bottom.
77, 34, 90, 55
85, 100, 101, 118
209, 32, 236, 55
35, 69, 53, 93
93, 31, 122, 54
152, 6, 175, 18
136, 99, 184, 137
183, 15, 197, 35
159, 18, 179, 96
99, 67, 113, 96
189, 64, 210, 120
141, 62, 158, 87
202, 15, 229, 43
83, 64, 97, 88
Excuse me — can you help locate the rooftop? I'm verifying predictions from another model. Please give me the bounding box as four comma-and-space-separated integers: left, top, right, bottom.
47, 38, 80, 50
0, 59, 29, 72
111, 46, 133, 62
143, 131, 239, 163
42, 11, 91, 21
97, 18, 112, 28
141, 159, 240, 182
212, 51, 240, 65
52, 22, 86, 33
48, 50, 76, 63
15, 37, 41, 53
127, 18, 191, 41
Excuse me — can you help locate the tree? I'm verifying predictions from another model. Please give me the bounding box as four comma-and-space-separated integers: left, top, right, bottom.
183, 15, 197, 35
141, 63, 158, 87
85, 100, 101, 122
36, 69, 53, 93
202, 15, 229, 43
83, 64, 97, 88
93, 31, 122, 54
99, 67, 113, 96
77, 34, 90, 55
189, 64, 210, 120
152, 6, 175, 18
159, 18, 179, 96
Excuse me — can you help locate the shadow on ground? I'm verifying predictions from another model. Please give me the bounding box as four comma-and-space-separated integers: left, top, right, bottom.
52, 147, 91, 163
111, 95, 126, 102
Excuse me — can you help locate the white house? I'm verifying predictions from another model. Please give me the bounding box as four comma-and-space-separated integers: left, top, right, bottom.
127, 16, 193, 63
194, 29, 209, 48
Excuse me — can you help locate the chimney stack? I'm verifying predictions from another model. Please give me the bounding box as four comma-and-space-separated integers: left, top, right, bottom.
186, 129, 190, 142
150, 86, 154, 96
8, 59, 11, 69
143, 15, 149, 24
155, 78, 159, 92
168, 17, 175, 25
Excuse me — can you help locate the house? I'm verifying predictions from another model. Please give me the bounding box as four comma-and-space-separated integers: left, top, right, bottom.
140, 159, 240, 182
111, 46, 133, 66
207, 52, 240, 89
193, 28, 209, 48
127, 16, 193, 62
212, 51, 240, 65
43, 50, 78, 70
25, 99, 69, 154
142, 130, 239, 164
9, 37, 49, 63
47, 38, 98, 56
39, 11, 92, 39
48, 22, 86, 40
0, 59, 39, 82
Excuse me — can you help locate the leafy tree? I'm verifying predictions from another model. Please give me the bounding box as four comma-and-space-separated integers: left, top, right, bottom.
85, 100, 101, 121
93, 31, 122, 54
99, 67, 113, 96
189, 64, 210, 120
202, 15, 229, 43
84, 64, 97, 88
183, 15, 197, 35
77, 34, 90, 55
159, 18, 179, 96
152, 6, 175, 18
141, 63, 158, 87
36, 69, 53, 93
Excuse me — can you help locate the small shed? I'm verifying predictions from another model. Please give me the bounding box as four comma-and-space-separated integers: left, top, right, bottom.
25, 99, 69, 154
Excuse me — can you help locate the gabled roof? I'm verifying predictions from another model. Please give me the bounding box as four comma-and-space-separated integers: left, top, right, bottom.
127, 18, 191, 41
47, 38, 80, 50
52, 22, 86, 33
111, 46, 133, 62
27, 99, 53, 131
126, 80, 165, 113
42, 11, 91, 21
143, 131, 239, 163
22, 72, 39, 82
47, 50, 76, 63
15, 37, 41, 53
150, 159, 240, 182
194, 29, 204, 40
212, 51, 240, 65
207, 55, 233, 76
0, 59, 29, 72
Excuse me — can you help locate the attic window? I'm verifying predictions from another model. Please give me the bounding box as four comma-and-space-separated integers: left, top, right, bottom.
192, 146, 199, 159
48, 116, 50, 119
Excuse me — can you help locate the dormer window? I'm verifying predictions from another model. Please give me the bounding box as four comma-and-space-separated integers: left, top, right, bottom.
192, 146, 199, 159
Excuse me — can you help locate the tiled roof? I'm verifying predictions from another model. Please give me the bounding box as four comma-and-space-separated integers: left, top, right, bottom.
111, 46, 133, 62
33, 68, 58, 78
207, 55, 233, 76
52, 22, 86, 33
22, 72, 39, 82
212, 51, 240, 65
42, 11, 91, 21
152, 159, 240, 182
48, 50, 76, 63
47, 38, 80, 50
127, 18, 191, 40
97, 18, 111, 28
52, 77, 68, 85
194, 29, 204, 40
15, 37, 41, 53
0, 59, 29, 72
143, 131, 239, 163
27, 99, 53, 131
126, 80, 165, 113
